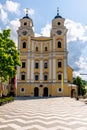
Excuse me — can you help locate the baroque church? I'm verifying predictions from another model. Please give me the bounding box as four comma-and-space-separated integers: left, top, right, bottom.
17, 9, 77, 97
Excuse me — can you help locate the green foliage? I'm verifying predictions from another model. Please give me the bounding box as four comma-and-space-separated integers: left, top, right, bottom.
0, 96, 14, 105
73, 76, 86, 96
0, 29, 21, 82
82, 80, 87, 86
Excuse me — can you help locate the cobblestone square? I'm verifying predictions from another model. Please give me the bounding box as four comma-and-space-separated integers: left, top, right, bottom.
0, 97, 87, 130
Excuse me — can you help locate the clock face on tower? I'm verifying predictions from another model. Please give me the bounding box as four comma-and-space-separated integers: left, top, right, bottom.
22, 30, 27, 35
57, 30, 62, 35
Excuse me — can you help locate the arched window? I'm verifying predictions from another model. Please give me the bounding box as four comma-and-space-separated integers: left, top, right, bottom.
22, 41, 26, 48
45, 46, 48, 51
58, 41, 61, 48
36, 47, 38, 51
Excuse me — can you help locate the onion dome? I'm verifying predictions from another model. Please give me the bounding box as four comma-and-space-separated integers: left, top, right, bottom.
23, 8, 31, 19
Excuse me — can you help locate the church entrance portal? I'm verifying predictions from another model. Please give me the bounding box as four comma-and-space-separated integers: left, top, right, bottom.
43, 87, 48, 97
34, 87, 39, 97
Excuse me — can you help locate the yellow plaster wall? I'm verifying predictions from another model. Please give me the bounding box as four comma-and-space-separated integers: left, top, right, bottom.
67, 66, 73, 83
17, 83, 75, 97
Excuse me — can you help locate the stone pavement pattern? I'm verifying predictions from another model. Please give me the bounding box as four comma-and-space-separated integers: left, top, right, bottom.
0, 97, 87, 130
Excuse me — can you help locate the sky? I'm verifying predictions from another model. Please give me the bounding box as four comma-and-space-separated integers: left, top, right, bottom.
0, 0, 87, 80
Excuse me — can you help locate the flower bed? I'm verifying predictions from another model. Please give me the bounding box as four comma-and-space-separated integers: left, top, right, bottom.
0, 96, 14, 106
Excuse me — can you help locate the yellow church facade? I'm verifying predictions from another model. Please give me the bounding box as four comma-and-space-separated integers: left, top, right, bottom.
17, 10, 77, 97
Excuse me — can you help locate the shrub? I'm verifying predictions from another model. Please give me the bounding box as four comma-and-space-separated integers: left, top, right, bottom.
0, 96, 14, 106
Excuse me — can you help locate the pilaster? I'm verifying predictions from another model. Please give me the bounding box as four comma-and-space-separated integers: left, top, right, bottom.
31, 41, 34, 82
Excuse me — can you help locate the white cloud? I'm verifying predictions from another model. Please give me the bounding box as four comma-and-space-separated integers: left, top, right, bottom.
0, 28, 2, 33
28, 8, 35, 15
23, 8, 35, 16
73, 71, 80, 78
75, 57, 87, 70
64, 19, 87, 80
0, 3, 2, 9
34, 23, 51, 37
65, 19, 87, 43
5, 0, 20, 15
41, 23, 51, 36
0, 0, 20, 24
35, 33, 41, 37
0, 9, 8, 23
6, 19, 20, 46
71, 56, 87, 80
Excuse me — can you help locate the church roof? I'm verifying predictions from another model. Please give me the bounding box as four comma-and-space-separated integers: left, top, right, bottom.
23, 15, 31, 19
55, 15, 62, 19
32, 36, 52, 41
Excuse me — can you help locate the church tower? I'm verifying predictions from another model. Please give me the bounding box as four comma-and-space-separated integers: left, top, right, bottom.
17, 9, 34, 84
51, 8, 68, 83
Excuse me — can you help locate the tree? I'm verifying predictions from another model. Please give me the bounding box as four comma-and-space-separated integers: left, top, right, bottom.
73, 76, 86, 96
0, 29, 21, 97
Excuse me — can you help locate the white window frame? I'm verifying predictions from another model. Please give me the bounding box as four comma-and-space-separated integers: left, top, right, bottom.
20, 88, 25, 93
57, 88, 62, 93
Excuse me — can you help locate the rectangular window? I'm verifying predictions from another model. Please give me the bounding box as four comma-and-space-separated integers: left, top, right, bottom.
58, 61, 62, 68
44, 62, 48, 68
44, 75, 48, 80
21, 75, 25, 80
22, 62, 26, 68
35, 63, 39, 68
35, 75, 38, 80
36, 47, 38, 51
58, 74, 61, 80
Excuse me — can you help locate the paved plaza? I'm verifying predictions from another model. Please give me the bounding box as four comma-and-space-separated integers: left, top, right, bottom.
0, 97, 87, 130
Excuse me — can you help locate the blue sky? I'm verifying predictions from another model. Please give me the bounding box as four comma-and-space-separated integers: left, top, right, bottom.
0, 0, 87, 80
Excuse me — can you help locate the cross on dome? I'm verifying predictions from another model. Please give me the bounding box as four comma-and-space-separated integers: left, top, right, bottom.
54, 7, 62, 19
57, 7, 59, 16
25, 8, 28, 17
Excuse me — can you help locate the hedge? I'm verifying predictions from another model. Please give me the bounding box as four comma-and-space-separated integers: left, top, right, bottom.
0, 96, 14, 106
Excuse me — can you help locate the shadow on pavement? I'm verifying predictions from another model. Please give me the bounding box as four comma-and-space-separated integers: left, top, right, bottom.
14, 96, 64, 100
